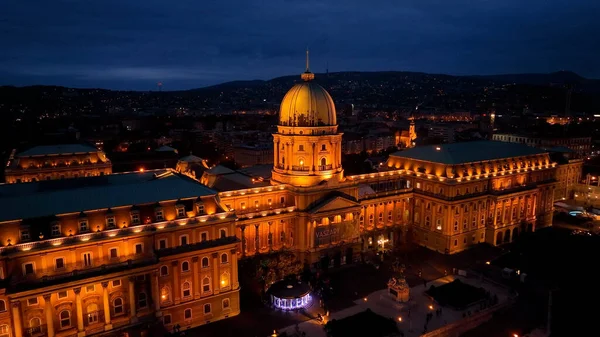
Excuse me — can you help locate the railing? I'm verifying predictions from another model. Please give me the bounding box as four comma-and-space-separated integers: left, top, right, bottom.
318, 164, 333, 170
416, 189, 488, 201
291, 165, 310, 171
24, 325, 46, 337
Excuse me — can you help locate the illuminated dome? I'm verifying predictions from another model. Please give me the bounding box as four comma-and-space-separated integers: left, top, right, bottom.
278, 51, 337, 127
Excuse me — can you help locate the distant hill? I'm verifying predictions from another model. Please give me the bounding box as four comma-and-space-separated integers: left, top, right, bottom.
193, 70, 600, 93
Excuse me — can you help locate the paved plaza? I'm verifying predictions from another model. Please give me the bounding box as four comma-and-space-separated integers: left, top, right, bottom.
278, 274, 511, 337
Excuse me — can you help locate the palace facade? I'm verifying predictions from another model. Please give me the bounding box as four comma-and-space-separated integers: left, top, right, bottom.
0, 55, 569, 337
0, 170, 240, 337
4, 144, 112, 184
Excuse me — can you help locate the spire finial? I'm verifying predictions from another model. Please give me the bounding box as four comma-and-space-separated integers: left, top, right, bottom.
301, 48, 315, 82
306, 48, 310, 72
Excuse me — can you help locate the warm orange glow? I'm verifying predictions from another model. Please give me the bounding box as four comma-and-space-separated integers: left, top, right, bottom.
398, 317, 402, 322
139, 167, 145, 172
363, 297, 367, 302
428, 305, 433, 310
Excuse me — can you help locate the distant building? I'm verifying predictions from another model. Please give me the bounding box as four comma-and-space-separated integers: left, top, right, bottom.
396, 118, 417, 148
4, 144, 112, 183
427, 124, 456, 143
233, 144, 273, 167
492, 133, 591, 157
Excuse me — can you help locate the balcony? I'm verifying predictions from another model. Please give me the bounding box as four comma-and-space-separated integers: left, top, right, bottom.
318, 164, 333, 171
291, 165, 310, 171
24, 325, 46, 337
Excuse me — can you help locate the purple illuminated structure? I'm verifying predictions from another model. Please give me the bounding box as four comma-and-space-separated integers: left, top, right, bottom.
268, 280, 311, 310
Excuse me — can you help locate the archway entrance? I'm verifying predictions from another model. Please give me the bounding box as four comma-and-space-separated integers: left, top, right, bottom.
496, 232, 502, 245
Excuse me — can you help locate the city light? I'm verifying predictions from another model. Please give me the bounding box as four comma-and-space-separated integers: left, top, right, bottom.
398, 317, 402, 322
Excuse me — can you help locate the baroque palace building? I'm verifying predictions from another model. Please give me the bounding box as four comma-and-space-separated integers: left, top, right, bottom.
4, 144, 112, 184
0, 54, 568, 337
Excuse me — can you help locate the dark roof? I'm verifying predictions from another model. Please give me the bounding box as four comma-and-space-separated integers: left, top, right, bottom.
17, 144, 100, 157
267, 280, 311, 299
389, 141, 547, 165
0, 170, 215, 222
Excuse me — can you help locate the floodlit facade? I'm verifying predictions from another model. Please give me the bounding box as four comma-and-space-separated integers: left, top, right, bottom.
4, 144, 112, 184
0, 54, 578, 337
0, 170, 240, 337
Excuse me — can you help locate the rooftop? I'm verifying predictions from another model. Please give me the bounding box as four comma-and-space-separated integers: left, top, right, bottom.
389, 141, 547, 165
0, 169, 215, 222
17, 144, 101, 157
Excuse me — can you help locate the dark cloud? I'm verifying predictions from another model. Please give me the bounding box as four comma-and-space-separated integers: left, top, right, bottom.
1, 0, 598, 89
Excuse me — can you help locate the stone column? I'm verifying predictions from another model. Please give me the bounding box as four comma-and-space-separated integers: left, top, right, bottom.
254, 224, 260, 252
74, 287, 85, 336
240, 225, 247, 257
101, 282, 112, 329
268, 221, 273, 251
11, 302, 23, 337
212, 253, 220, 295
43, 295, 55, 337
231, 248, 240, 290
172, 261, 180, 304
128, 277, 137, 322
192, 257, 200, 299
151, 272, 162, 316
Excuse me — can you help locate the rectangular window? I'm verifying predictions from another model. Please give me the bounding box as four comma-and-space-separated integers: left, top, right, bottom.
197, 204, 205, 214
454, 240, 458, 246
55, 258, 65, 270
51, 223, 61, 237
20, 229, 30, 241
163, 315, 172, 325
135, 243, 143, 255
27, 298, 38, 306
280, 196, 285, 204
23, 263, 34, 276
184, 309, 192, 320
109, 248, 119, 259
180, 235, 188, 245
416, 182, 421, 189
79, 219, 89, 232
86, 285, 95, 293
112, 280, 121, 287
106, 216, 116, 229
155, 209, 164, 221
131, 212, 140, 225
159, 239, 167, 249
240, 202, 246, 210
200, 232, 208, 242
177, 207, 186, 218
83, 252, 92, 267
57, 291, 68, 299
298, 144, 304, 151
254, 200, 259, 208
267, 198, 272, 206
204, 304, 211, 314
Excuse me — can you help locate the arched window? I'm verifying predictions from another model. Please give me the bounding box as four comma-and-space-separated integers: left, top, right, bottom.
222, 298, 230, 309
138, 293, 147, 308
0, 325, 10, 337
320, 158, 326, 166
0, 300, 5, 312
160, 265, 168, 276
220, 228, 227, 238
221, 253, 228, 264
202, 277, 211, 293
182, 281, 192, 298
201, 257, 209, 268
59, 310, 71, 328
113, 298, 124, 315
29, 317, 41, 328
220, 271, 230, 288
184, 308, 192, 320
181, 261, 190, 272
161, 287, 171, 303
86, 304, 99, 324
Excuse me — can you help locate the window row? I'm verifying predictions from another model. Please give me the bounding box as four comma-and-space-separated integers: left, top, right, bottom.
163, 298, 230, 324
160, 273, 231, 302
226, 197, 286, 211
21, 245, 145, 276
157, 229, 228, 250
19, 204, 207, 241
159, 254, 229, 276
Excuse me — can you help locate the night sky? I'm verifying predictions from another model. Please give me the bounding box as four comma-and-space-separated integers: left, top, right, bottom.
1, 0, 598, 90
